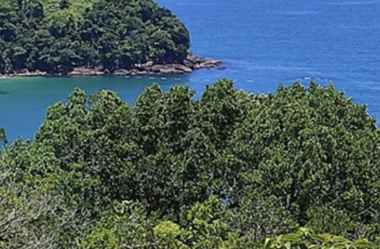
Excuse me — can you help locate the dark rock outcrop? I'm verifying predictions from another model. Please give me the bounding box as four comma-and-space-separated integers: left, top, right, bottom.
68, 67, 105, 76
6, 69, 47, 77
2, 52, 223, 78
113, 69, 130, 76
110, 51, 223, 76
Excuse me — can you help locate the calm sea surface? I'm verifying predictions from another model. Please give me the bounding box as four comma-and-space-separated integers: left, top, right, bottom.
1, 0, 380, 142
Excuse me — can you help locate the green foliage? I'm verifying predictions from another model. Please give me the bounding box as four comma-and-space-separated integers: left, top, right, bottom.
231, 82, 380, 224
0, 0, 190, 74
1, 80, 380, 247
229, 190, 298, 246
0, 128, 7, 145
0, 178, 69, 248
264, 227, 378, 249
34, 88, 134, 209
78, 201, 157, 248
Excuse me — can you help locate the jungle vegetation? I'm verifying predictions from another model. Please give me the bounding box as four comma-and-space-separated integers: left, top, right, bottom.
1, 80, 380, 248
0, 0, 190, 74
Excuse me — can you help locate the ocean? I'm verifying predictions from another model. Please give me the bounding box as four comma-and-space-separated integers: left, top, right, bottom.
1, 0, 380, 142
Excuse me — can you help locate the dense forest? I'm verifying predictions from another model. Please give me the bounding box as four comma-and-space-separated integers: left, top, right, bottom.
1, 80, 380, 248
0, 0, 190, 74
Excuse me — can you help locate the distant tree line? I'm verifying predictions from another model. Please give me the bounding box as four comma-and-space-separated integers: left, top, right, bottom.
1, 80, 380, 248
0, 0, 190, 74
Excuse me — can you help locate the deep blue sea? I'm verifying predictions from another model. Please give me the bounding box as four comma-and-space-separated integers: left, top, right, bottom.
1, 0, 380, 142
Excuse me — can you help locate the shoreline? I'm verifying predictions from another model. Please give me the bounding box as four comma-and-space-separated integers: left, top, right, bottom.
0, 53, 225, 79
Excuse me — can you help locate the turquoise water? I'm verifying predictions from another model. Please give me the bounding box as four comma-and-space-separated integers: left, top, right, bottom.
2, 0, 380, 142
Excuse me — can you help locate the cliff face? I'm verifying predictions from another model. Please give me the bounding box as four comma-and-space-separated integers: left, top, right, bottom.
0, 0, 195, 75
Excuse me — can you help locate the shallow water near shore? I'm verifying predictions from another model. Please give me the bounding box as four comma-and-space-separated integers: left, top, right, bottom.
1, 0, 380, 142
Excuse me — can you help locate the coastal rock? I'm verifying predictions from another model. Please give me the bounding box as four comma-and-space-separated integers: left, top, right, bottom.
113, 69, 130, 76
134, 61, 155, 72
136, 70, 149, 75
193, 64, 202, 70
34, 70, 47, 76
186, 52, 198, 63
160, 67, 175, 74
69, 68, 104, 76
129, 69, 139, 75
4, 52, 223, 77
200, 62, 214, 69
134, 63, 144, 70
19, 69, 29, 74
211, 59, 222, 66
95, 53, 222, 76
15, 69, 48, 77
172, 70, 182, 74
183, 59, 194, 68
175, 64, 193, 73
183, 52, 222, 71
151, 65, 163, 73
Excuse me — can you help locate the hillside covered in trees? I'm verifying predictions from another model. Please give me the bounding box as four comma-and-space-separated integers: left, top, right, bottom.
1, 80, 380, 248
0, 0, 192, 75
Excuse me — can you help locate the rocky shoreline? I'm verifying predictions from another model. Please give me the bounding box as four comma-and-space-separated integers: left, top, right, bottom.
0, 52, 224, 79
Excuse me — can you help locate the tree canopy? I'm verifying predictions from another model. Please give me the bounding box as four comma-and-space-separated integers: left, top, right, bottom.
0, 0, 190, 74
1, 80, 380, 248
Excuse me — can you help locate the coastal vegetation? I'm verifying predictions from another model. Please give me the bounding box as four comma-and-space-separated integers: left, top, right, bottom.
1, 79, 380, 248
0, 0, 191, 75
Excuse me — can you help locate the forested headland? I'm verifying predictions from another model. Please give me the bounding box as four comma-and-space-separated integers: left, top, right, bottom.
1, 80, 380, 248
0, 0, 220, 76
